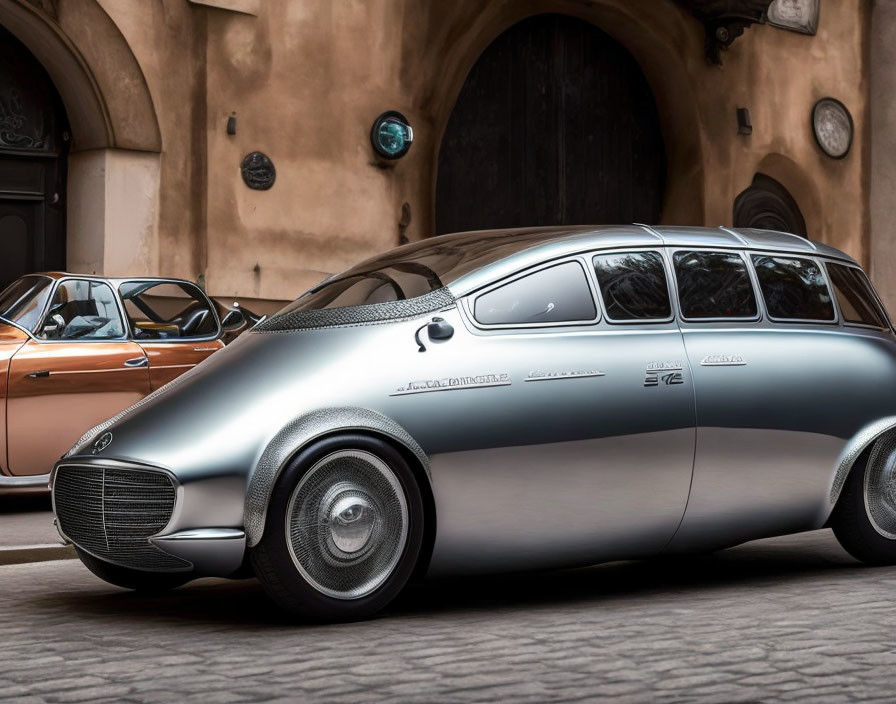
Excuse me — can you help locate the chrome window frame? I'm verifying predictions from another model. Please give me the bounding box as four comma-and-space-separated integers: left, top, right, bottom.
669, 247, 761, 324
0, 273, 55, 337
591, 249, 675, 325
118, 278, 223, 343
466, 256, 601, 331
33, 276, 131, 344
823, 260, 890, 332
748, 252, 839, 326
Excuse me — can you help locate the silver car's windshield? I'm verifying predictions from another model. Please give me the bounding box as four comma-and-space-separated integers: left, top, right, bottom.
0, 275, 53, 331
275, 227, 582, 315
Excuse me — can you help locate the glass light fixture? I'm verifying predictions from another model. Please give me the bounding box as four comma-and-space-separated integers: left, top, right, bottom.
370, 111, 414, 160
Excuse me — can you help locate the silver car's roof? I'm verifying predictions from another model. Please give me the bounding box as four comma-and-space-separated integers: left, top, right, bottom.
447, 225, 857, 296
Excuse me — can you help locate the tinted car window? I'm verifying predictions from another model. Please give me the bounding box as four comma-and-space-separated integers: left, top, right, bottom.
0, 275, 52, 331
474, 261, 596, 325
673, 251, 757, 319
277, 227, 593, 316
827, 263, 888, 328
119, 281, 218, 340
593, 251, 671, 321
750, 255, 835, 321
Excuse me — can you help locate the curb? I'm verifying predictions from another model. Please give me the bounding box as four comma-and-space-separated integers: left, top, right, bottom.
0, 544, 77, 566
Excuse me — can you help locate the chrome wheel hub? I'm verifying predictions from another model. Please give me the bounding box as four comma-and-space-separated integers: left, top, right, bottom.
865, 435, 896, 539
286, 450, 408, 599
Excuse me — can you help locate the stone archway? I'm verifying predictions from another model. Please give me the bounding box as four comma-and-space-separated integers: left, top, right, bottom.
435, 14, 666, 234
0, 0, 162, 277
416, 1, 707, 236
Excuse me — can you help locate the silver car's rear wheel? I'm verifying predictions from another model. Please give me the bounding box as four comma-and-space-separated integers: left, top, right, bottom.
864, 435, 896, 539
251, 434, 424, 622
833, 434, 896, 565
286, 450, 409, 599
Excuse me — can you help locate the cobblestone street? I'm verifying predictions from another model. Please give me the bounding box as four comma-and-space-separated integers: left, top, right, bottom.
2, 528, 896, 702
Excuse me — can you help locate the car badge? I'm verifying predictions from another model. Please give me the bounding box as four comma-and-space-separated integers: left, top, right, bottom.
92, 432, 113, 454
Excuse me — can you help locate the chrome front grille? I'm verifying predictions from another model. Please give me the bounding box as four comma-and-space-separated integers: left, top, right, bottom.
54, 464, 189, 572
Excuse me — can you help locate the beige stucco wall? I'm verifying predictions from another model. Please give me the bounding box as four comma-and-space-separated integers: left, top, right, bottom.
871, 0, 896, 313
192, 0, 870, 303
67, 149, 160, 276
1, 0, 873, 305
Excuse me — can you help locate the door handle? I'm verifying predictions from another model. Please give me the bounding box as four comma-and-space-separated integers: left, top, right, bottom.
28, 370, 50, 378
124, 357, 149, 368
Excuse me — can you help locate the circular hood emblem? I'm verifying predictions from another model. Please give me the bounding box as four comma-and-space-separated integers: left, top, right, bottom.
92, 432, 113, 454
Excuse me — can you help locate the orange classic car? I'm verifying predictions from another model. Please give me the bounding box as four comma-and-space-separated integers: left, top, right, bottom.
0, 272, 249, 491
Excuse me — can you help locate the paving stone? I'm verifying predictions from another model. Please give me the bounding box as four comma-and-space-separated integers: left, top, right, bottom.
2, 529, 896, 701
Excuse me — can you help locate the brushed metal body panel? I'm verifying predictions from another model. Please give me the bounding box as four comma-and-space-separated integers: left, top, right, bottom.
50, 226, 896, 582
150, 529, 246, 576
667, 326, 896, 553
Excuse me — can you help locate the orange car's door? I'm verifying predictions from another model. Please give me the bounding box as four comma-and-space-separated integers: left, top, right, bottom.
118, 279, 224, 390
6, 278, 151, 476
139, 340, 224, 389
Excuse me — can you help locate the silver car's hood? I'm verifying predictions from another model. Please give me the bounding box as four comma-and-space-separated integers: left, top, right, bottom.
63, 301, 459, 481
66, 320, 424, 481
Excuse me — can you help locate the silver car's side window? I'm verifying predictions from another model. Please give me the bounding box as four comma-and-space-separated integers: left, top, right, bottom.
472, 260, 597, 326
750, 255, 836, 323
672, 250, 758, 321
826, 263, 889, 329
592, 251, 672, 322
38, 279, 126, 340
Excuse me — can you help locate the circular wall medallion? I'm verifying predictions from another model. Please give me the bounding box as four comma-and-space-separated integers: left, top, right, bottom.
241, 151, 276, 190
812, 98, 853, 159
370, 111, 414, 160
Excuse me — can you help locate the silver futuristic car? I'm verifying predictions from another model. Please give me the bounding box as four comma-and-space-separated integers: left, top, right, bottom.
51, 225, 896, 621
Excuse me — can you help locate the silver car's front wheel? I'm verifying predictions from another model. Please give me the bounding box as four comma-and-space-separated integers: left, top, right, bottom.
833, 434, 896, 565
252, 435, 424, 622
286, 450, 409, 600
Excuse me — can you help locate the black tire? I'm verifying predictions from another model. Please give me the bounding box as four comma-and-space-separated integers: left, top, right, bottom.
832, 440, 896, 565
251, 434, 424, 622
74, 547, 190, 592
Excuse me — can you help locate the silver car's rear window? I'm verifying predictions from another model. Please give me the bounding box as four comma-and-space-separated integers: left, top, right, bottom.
271, 228, 585, 319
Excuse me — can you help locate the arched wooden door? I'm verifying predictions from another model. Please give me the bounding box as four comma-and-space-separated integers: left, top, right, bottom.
0, 24, 68, 289
436, 14, 666, 235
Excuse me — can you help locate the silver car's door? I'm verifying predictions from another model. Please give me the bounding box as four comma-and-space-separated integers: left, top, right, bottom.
667, 250, 888, 552
420, 253, 695, 575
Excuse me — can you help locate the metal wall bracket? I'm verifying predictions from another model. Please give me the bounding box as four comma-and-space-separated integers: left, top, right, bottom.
676, 0, 774, 65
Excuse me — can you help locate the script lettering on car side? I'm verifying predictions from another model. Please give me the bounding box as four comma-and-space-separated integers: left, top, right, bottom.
391, 373, 511, 396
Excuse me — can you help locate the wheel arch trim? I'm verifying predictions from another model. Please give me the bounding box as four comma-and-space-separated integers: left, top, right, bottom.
829, 416, 896, 510
244, 407, 431, 547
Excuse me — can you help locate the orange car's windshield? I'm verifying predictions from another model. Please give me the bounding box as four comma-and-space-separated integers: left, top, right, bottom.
0, 275, 53, 332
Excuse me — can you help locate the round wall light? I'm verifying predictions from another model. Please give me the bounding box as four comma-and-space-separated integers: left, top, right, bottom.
812, 98, 853, 159
370, 111, 414, 160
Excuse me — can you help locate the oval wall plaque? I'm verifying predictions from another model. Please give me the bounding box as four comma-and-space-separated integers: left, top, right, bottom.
241, 151, 276, 190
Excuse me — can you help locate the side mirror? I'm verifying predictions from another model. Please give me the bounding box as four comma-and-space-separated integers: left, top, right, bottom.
428, 317, 454, 341
414, 316, 454, 352
221, 308, 246, 332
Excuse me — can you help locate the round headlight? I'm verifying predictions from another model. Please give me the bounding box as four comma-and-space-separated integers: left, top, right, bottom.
370, 111, 414, 160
